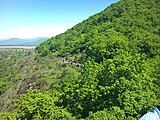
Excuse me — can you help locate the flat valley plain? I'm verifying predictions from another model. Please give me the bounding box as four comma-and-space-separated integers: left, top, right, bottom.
0, 45, 36, 49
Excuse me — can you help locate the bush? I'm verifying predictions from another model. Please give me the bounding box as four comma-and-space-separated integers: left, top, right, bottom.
16, 89, 75, 120
86, 107, 126, 120
60, 52, 159, 118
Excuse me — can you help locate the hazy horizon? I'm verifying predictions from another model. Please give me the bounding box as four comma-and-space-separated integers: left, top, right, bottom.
0, 36, 49, 41
0, 0, 118, 39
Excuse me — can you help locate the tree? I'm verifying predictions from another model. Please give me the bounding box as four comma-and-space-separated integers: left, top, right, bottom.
16, 89, 75, 120
86, 107, 126, 120
60, 51, 159, 118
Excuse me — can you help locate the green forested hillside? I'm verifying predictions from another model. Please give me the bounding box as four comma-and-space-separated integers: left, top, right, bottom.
0, 50, 80, 118
36, 0, 160, 119
0, 0, 160, 119
37, 0, 160, 62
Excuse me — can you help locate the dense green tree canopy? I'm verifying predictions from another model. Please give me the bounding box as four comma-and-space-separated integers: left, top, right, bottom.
59, 51, 159, 118
1, 0, 160, 119
37, 0, 160, 63
36, 0, 160, 119
1, 90, 75, 120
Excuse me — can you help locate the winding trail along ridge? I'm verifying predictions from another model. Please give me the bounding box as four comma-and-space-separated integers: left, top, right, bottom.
59, 57, 83, 67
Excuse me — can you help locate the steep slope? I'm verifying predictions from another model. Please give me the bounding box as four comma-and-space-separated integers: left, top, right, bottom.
0, 49, 80, 112
37, 0, 160, 63
1, 0, 160, 119
35, 0, 160, 119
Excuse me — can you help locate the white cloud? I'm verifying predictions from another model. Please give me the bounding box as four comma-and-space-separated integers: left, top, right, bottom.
0, 24, 74, 39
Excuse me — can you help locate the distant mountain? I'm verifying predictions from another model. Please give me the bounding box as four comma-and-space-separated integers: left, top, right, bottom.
0, 38, 25, 45
0, 37, 48, 46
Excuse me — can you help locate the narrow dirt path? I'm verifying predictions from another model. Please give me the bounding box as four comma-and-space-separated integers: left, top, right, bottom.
59, 57, 83, 67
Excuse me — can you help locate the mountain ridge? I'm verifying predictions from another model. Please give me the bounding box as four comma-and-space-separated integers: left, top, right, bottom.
0, 37, 48, 46
37, 0, 160, 62
0, 0, 160, 119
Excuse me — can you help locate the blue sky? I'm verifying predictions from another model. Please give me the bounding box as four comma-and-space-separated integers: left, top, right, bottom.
0, 0, 118, 39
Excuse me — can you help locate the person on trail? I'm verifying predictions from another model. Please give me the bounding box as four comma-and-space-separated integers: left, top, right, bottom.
139, 106, 160, 120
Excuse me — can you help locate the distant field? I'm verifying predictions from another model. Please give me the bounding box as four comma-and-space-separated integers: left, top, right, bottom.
0, 45, 36, 49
